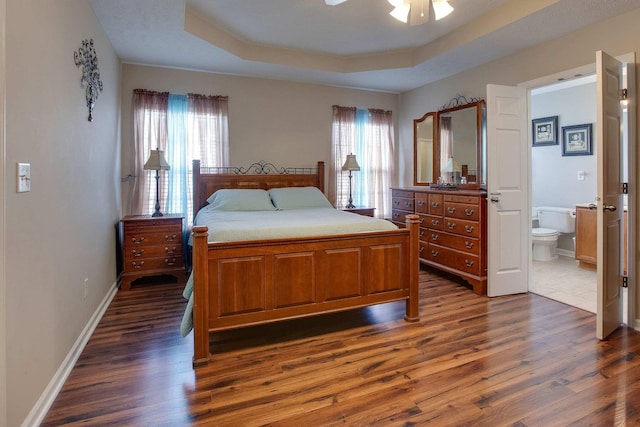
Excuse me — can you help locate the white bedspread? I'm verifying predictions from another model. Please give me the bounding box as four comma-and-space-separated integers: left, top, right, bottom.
192, 206, 397, 243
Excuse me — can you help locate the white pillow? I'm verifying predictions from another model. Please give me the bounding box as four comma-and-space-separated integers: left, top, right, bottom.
268, 187, 333, 210
206, 189, 276, 211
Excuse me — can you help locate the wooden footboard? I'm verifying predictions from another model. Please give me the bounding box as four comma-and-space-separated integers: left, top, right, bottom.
191, 214, 420, 367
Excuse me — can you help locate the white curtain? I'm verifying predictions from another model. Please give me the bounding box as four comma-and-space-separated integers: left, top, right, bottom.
329, 105, 394, 218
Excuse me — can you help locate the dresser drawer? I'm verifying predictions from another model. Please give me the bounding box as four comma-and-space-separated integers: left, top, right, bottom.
444, 194, 479, 205
426, 230, 480, 255
444, 202, 479, 221
425, 243, 481, 276
443, 217, 480, 238
392, 189, 414, 199
392, 209, 409, 225
418, 213, 444, 231
392, 197, 414, 212
415, 193, 429, 214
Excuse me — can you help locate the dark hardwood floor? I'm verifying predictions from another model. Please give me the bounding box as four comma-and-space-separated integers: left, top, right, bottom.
42, 270, 640, 426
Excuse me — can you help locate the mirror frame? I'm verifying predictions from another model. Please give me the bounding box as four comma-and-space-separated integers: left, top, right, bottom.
413, 112, 436, 186
435, 99, 486, 190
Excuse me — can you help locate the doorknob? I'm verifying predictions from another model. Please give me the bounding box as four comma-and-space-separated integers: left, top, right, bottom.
603, 204, 617, 212
489, 192, 501, 203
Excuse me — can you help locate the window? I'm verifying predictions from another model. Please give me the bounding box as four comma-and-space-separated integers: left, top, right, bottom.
131, 90, 229, 225
329, 105, 395, 218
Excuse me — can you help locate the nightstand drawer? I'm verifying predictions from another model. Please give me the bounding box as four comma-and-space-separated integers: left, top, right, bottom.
126, 256, 184, 272
125, 244, 182, 259
123, 231, 182, 247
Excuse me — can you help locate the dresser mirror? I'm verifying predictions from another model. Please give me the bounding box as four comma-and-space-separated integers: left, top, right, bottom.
413, 112, 436, 185
435, 98, 485, 190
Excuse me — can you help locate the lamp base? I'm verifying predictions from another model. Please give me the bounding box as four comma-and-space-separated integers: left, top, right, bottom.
345, 203, 356, 209
151, 211, 164, 217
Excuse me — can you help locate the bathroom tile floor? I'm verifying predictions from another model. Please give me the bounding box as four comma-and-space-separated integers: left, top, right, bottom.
530, 254, 596, 313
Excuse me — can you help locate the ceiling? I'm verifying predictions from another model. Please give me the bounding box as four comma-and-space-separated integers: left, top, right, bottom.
89, 0, 640, 93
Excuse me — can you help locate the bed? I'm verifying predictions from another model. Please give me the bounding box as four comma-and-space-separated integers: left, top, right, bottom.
187, 160, 420, 367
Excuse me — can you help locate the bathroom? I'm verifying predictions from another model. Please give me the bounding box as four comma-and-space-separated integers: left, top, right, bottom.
530, 75, 599, 312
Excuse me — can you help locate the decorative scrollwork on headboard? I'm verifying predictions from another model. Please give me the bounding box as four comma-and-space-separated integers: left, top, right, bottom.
202, 160, 317, 175
439, 94, 483, 111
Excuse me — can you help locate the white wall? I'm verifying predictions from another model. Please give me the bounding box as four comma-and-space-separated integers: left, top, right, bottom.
5, 0, 121, 425
531, 81, 597, 209
120, 64, 399, 216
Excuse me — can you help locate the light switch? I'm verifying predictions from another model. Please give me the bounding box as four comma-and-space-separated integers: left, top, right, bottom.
17, 163, 31, 193
577, 170, 585, 181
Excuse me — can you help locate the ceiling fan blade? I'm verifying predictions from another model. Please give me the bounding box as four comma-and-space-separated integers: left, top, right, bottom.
409, 0, 429, 25
432, 0, 454, 20
325, 0, 348, 5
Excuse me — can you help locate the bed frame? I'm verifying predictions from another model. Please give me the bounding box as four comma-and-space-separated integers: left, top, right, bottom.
190, 160, 420, 367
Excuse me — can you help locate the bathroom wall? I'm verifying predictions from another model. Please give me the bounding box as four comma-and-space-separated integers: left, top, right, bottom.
531, 77, 597, 251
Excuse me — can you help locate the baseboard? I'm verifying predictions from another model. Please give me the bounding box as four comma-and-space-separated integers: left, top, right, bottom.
556, 249, 575, 259
21, 281, 119, 427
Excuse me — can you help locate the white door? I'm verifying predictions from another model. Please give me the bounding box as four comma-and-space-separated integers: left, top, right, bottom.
486, 85, 529, 296
596, 50, 625, 339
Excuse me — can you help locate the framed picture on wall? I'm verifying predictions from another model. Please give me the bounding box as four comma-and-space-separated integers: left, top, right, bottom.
562, 123, 592, 156
532, 116, 558, 146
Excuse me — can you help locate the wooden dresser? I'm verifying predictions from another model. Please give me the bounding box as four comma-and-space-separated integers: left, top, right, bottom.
392, 187, 487, 295
120, 215, 186, 290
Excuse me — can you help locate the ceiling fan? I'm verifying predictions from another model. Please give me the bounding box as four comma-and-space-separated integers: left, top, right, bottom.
324, 0, 454, 26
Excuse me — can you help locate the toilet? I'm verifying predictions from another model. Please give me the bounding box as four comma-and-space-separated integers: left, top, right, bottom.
532, 207, 576, 261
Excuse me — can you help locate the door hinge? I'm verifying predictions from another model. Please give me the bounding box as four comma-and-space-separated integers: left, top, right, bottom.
621, 88, 628, 101
623, 182, 629, 194
623, 276, 628, 288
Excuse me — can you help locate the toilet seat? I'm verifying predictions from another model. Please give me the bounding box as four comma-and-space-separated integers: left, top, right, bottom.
532, 227, 559, 238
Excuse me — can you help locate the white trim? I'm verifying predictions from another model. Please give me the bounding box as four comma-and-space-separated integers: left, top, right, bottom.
21, 282, 119, 427
556, 248, 575, 259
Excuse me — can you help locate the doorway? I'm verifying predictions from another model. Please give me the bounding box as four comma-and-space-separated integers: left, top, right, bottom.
529, 75, 599, 313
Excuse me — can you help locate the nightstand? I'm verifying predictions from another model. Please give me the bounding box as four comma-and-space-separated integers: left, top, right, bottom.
120, 214, 186, 290
341, 207, 375, 217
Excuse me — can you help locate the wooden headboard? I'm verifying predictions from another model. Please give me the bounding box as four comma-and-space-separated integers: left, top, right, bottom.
192, 160, 325, 220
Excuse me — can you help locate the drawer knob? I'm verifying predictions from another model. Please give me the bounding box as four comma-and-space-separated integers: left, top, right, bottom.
131, 236, 145, 244
431, 250, 439, 257
431, 220, 439, 226
131, 249, 145, 257
465, 225, 475, 233
465, 241, 474, 249
447, 222, 456, 230
465, 259, 475, 267
419, 231, 425, 238
393, 213, 399, 219
404, 202, 411, 207
431, 202, 439, 208
418, 200, 425, 206
165, 258, 177, 266
164, 234, 177, 242
447, 207, 456, 214
419, 217, 425, 224
431, 234, 439, 241
165, 246, 176, 254
465, 209, 475, 216
132, 261, 145, 269
419, 246, 425, 253
393, 201, 399, 206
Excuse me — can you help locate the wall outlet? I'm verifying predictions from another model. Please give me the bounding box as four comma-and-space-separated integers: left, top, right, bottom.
83, 278, 89, 300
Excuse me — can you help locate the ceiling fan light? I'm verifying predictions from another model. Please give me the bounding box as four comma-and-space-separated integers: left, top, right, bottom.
325, 0, 348, 5
432, 0, 454, 20
389, 1, 410, 23
387, 0, 404, 7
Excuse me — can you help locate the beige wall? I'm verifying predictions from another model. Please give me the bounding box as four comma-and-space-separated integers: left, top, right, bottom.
120, 64, 399, 215
5, 0, 121, 425
398, 8, 640, 327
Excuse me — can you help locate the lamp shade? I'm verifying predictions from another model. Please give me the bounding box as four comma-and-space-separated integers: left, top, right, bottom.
342, 153, 360, 172
432, 0, 454, 20
144, 149, 171, 171
442, 157, 460, 173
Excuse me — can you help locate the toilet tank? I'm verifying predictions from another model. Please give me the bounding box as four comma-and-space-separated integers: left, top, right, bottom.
537, 207, 575, 233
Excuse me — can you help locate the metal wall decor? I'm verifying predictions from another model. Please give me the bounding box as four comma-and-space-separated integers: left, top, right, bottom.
74, 39, 103, 122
